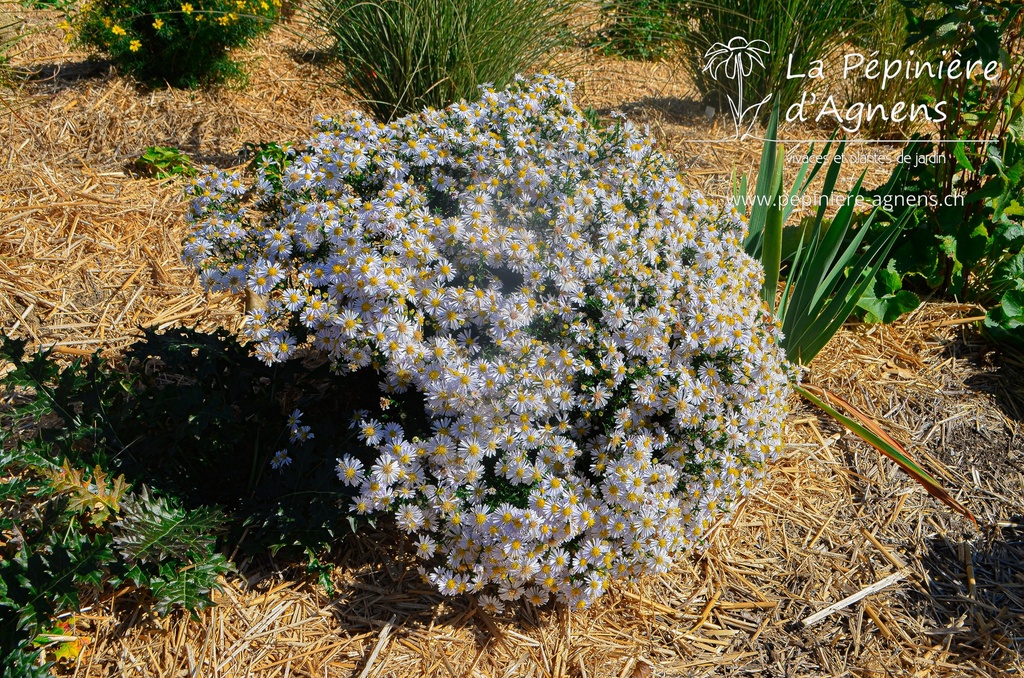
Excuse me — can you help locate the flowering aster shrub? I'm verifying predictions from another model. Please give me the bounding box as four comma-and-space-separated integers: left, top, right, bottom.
183, 74, 792, 611
70, 0, 278, 87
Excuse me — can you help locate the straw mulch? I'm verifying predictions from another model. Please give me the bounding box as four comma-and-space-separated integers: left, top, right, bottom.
58, 311, 1024, 677
3, 9, 1022, 678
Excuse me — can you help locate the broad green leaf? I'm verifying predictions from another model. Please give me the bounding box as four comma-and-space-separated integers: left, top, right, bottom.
952, 140, 974, 173
1002, 201, 1024, 218
956, 223, 990, 268
995, 222, 1024, 248
993, 252, 1024, 289
858, 287, 921, 324
877, 264, 903, 295
1002, 289, 1024, 321
965, 174, 1008, 204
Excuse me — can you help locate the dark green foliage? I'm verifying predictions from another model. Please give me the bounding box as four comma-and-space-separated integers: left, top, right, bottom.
110, 326, 403, 554
305, 0, 573, 121
1, 324, 432, 669
985, 289, 1024, 347
132, 552, 232, 616
69, 0, 278, 88
851, 0, 1024, 340
0, 336, 232, 671
243, 141, 290, 192
593, 0, 686, 61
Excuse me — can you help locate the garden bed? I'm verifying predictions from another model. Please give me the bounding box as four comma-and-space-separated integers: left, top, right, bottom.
2, 9, 1022, 678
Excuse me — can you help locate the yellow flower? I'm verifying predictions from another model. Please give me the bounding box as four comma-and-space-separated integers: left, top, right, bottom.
59, 21, 74, 43
152, 18, 164, 29
181, 2, 193, 13
111, 24, 126, 36
216, 14, 229, 24
129, 39, 141, 52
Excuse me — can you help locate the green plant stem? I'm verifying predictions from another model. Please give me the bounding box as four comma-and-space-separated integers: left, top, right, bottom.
762, 143, 784, 314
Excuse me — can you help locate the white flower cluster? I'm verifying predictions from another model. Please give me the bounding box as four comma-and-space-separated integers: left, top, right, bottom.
183, 74, 791, 611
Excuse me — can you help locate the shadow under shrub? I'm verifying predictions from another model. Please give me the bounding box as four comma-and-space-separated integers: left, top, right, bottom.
112, 326, 419, 553
2, 323, 428, 667
69, 0, 279, 87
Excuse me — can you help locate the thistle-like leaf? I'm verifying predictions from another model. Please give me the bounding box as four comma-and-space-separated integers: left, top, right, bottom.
112, 487, 223, 564
47, 460, 129, 527
148, 553, 231, 616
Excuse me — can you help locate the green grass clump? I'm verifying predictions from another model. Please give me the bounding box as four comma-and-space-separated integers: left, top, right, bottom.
69, 0, 279, 87
1, 7, 24, 93
679, 0, 872, 118
844, 0, 936, 138
592, 0, 686, 61
305, 0, 573, 121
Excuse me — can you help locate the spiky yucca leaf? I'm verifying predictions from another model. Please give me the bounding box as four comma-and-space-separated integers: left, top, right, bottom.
797, 384, 977, 526
743, 103, 972, 527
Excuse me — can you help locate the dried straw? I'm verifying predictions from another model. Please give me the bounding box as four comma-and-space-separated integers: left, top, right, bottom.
4, 10, 1021, 678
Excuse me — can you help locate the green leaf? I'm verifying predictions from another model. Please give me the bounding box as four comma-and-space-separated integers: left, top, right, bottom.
1001, 289, 1024, 322
857, 261, 920, 323
937, 234, 966, 294
148, 553, 230, 616
745, 99, 781, 255
952, 140, 974, 173
984, 290, 1024, 348
965, 174, 1008, 204
892, 231, 942, 287
956, 223, 990, 268
858, 286, 921, 324
995, 222, 1024, 249
112, 487, 223, 564
993, 252, 1024, 289
762, 144, 785, 314
877, 264, 903, 295
47, 460, 129, 526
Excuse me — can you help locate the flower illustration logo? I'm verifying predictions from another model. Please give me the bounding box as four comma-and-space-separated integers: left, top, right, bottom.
703, 37, 773, 139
